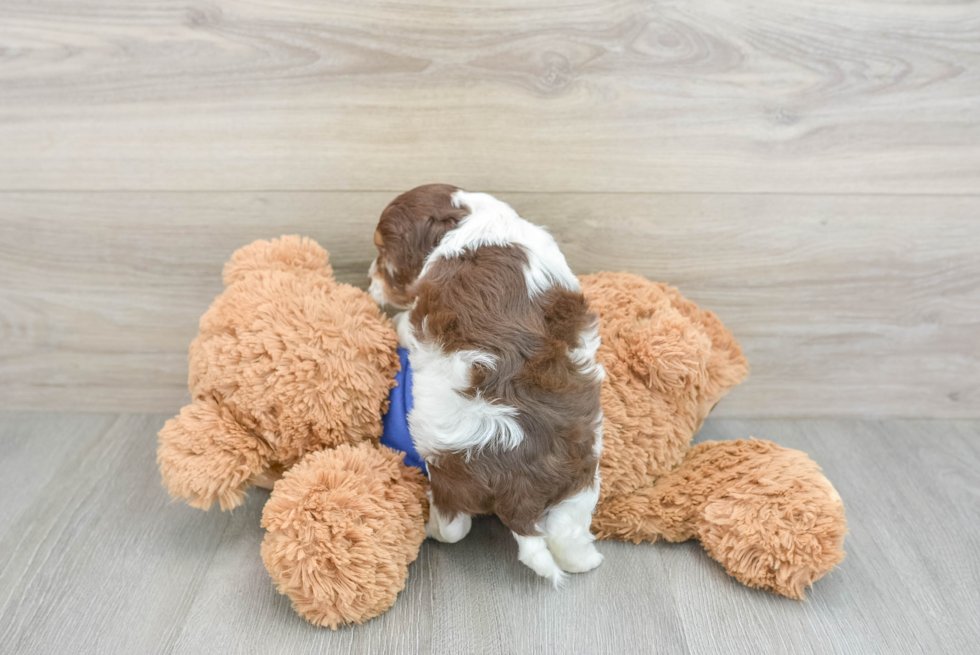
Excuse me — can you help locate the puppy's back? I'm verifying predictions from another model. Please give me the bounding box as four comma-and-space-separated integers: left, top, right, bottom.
409, 238, 603, 535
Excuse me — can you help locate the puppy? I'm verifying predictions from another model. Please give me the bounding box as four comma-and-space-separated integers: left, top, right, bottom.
369, 184, 604, 586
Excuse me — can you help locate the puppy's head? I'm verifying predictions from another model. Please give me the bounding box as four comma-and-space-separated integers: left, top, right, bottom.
369, 184, 469, 308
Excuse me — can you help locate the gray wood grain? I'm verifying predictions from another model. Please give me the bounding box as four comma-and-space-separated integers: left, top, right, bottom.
2, 191, 977, 417
0, 1, 978, 193
1, 412, 978, 654
0, 413, 236, 654
679, 419, 980, 655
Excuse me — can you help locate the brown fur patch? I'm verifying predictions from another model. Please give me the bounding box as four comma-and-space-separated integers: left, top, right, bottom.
412, 245, 602, 536
372, 184, 469, 306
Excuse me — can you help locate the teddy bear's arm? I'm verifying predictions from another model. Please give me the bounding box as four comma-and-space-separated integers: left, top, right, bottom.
157, 397, 273, 511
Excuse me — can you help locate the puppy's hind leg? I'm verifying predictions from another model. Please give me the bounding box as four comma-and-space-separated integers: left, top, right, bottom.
513, 533, 568, 588
543, 481, 603, 574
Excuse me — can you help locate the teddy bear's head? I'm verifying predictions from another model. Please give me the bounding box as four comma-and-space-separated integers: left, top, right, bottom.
579, 272, 749, 511
158, 236, 400, 510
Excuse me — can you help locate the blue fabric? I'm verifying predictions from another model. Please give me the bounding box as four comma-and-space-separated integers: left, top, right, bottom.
380, 348, 427, 475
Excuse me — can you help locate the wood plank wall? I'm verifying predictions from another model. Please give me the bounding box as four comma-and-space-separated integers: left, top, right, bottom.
1, 0, 977, 417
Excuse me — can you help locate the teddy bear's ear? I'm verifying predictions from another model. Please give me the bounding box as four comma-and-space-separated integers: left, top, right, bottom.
222, 235, 334, 286
624, 314, 712, 394
580, 272, 713, 394
157, 397, 273, 510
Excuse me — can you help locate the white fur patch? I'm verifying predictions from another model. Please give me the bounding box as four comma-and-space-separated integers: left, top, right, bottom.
569, 322, 605, 383
513, 533, 567, 588
367, 260, 388, 306
540, 475, 603, 575
591, 414, 605, 459
512, 469, 603, 585
418, 191, 580, 298
408, 340, 525, 457
367, 259, 410, 310
391, 311, 415, 349
426, 490, 473, 543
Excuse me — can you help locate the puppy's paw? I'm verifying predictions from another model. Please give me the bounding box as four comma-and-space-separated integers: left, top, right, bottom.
514, 533, 569, 588
427, 508, 472, 544
557, 544, 604, 573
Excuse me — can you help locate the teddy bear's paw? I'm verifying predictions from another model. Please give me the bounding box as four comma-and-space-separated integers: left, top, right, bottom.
260, 443, 428, 628
693, 441, 847, 599
157, 398, 272, 511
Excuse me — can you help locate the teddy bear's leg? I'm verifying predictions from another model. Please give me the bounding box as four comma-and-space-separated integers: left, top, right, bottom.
688, 440, 847, 599
594, 439, 847, 599
157, 398, 273, 511
261, 443, 428, 628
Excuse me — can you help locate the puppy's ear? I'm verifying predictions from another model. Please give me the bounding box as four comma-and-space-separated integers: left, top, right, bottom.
428, 205, 467, 226
422, 204, 466, 245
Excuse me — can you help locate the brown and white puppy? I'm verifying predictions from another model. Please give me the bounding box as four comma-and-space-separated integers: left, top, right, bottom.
369, 184, 604, 585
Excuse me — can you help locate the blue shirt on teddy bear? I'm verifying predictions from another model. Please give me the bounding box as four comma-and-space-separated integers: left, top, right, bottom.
380, 348, 427, 475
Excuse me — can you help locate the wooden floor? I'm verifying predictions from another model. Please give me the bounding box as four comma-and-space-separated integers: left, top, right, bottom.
1, 412, 977, 655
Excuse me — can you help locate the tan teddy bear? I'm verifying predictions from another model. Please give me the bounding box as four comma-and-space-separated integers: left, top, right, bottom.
158, 236, 846, 629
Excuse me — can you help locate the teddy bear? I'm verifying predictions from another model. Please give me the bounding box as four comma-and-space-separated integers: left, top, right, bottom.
158, 235, 847, 629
